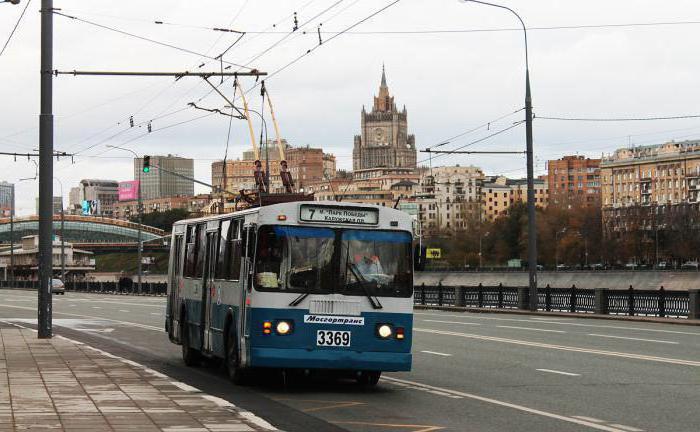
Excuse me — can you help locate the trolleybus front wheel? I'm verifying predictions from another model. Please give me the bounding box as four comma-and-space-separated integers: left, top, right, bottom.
357, 371, 381, 387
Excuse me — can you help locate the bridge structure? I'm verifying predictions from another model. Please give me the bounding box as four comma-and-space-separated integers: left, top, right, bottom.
0, 215, 167, 252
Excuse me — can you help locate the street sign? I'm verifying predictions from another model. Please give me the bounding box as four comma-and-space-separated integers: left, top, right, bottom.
426, 248, 441, 259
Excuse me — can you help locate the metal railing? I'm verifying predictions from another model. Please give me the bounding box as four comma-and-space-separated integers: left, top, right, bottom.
414, 283, 699, 319
0, 280, 167, 295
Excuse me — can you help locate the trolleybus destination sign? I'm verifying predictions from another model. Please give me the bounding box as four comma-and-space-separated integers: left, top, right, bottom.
300, 205, 379, 225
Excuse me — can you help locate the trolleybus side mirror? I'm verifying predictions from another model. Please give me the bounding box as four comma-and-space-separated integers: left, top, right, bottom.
414, 244, 426, 271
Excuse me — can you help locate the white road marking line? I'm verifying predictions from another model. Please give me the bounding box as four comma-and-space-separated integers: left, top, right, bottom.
382, 376, 627, 432
422, 319, 481, 325
573, 416, 605, 423
587, 334, 678, 344
150, 312, 161, 316
497, 325, 566, 333
0, 304, 164, 332
415, 311, 700, 335
119, 310, 130, 313
609, 424, 644, 432
536, 369, 581, 377
92, 306, 101, 309
420, 350, 452, 357
414, 327, 700, 367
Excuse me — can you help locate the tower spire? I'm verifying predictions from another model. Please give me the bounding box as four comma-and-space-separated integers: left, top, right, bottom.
381, 63, 387, 88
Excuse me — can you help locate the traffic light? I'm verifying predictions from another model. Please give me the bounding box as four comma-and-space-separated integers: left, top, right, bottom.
142, 155, 151, 173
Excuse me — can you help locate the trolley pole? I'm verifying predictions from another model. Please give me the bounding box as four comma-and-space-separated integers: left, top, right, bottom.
38, 0, 54, 338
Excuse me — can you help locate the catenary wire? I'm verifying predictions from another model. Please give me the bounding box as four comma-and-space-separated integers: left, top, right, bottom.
0, 0, 32, 58
418, 120, 525, 165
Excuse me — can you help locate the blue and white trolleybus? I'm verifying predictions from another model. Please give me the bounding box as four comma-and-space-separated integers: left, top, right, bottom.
165, 201, 417, 385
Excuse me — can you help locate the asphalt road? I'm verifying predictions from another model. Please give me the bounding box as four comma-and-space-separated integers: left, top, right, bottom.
1, 289, 698, 432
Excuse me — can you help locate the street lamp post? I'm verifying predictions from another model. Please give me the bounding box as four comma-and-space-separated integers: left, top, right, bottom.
106, 145, 143, 294
9, 185, 14, 286
461, 0, 537, 309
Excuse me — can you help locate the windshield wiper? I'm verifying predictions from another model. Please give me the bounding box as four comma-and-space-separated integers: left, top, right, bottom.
348, 262, 383, 309
289, 292, 309, 307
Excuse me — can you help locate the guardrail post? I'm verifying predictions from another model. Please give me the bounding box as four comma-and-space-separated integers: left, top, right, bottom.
517, 286, 529, 310
658, 286, 666, 318
689, 289, 700, 320
437, 282, 443, 306
570, 284, 577, 313
477, 283, 484, 308
628, 285, 635, 316
595, 288, 609, 315
455, 286, 466, 307
545, 284, 551, 311
497, 283, 504, 308
420, 283, 426, 305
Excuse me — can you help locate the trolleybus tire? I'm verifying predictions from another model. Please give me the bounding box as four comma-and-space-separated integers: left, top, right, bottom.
357, 371, 381, 387
181, 315, 200, 366
225, 326, 246, 384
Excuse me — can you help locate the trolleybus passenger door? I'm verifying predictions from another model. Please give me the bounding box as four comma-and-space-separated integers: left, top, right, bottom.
202, 224, 218, 353
239, 224, 254, 361
168, 230, 184, 341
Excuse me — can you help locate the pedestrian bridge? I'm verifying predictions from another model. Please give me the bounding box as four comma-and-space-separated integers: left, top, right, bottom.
0, 215, 165, 245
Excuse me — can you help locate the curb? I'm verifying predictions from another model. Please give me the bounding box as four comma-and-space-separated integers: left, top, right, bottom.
414, 305, 700, 326
0, 320, 279, 431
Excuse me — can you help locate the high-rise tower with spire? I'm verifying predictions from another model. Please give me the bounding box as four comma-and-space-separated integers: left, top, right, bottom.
353, 66, 416, 172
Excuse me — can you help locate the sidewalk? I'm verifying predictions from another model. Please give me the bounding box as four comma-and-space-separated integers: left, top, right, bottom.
0, 325, 277, 432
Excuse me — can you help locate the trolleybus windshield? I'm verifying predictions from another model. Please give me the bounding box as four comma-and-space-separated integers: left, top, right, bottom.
254, 225, 412, 298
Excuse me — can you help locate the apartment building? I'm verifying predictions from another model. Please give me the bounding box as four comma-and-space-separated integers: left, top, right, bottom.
547, 155, 601, 205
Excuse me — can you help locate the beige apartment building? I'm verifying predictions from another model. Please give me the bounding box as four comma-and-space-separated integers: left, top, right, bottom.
482, 176, 548, 222
416, 165, 484, 235
600, 140, 700, 231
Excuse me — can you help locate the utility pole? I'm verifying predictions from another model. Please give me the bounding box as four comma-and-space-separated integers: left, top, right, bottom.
38, 0, 53, 338
9, 185, 14, 286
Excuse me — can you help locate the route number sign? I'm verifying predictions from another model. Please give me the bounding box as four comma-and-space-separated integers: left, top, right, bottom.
300, 205, 378, 225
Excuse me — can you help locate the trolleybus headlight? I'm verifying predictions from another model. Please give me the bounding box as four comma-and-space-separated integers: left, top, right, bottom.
376, 324, 393, 339
275, 320, 292, 335
263, 321, 272, 335
395, 327, 405, 340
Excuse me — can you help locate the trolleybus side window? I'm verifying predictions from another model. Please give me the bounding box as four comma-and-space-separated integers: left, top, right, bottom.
184, 224, 205, 278
216, 219, 242, 280
184, 225, 197, 278
194, 223, 206, 278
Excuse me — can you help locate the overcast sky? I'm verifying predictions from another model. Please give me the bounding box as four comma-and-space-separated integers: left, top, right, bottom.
2, 0, 700, 215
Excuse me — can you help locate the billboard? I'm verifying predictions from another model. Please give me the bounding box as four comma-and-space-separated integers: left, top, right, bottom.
118, 180, 139, 201
81, 199, 100, 216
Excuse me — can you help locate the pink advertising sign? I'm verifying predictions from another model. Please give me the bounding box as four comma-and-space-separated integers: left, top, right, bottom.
118, 180, 139, 201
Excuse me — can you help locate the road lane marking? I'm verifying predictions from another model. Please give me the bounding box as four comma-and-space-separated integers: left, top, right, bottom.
0, 304, 163, 332
414, 327, 700, 367
422, 319, 481, 326
573, 416, 605, 423
536, 369, 581, 377
119, 310, 130, 313
497, 325, 566, 333
92, 306, 101, 309
0, 293, 164, 308
609, 424, 644, 432
420, 351, 452, 357
415, 312, 700, 336
273, 398, 365, 413
334, 422, 444, 432
382, 376, 628, 432
587, 334, 678, 344
150, 313, 161, 316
